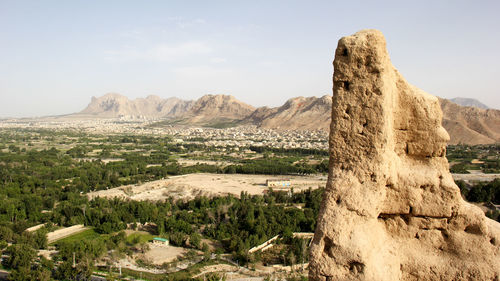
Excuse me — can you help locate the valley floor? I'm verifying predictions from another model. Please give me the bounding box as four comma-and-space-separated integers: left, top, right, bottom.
87, 173, 327, 201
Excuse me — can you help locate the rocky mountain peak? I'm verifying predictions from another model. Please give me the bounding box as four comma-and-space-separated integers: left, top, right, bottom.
79, 93, 192, 117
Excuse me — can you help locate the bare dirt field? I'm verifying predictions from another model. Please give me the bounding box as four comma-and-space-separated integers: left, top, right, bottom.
87, 173, 327, 201
114, 243, 188, 273
115, 256, 166, 274
192, 264, 238, 278
452, 173, 500, 182
144, 244, 188, 265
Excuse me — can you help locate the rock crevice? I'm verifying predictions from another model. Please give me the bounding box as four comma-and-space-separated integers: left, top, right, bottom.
309, 29, 500, 281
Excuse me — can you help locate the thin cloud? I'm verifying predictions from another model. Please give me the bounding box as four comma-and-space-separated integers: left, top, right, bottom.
152, 42, 211, 60
118, 29, 143, 40
256, 61, 281, 68
210, 57, 227, 64
173, 65, 232, 77
105, 41, 212, 62
167, 17, 207, 29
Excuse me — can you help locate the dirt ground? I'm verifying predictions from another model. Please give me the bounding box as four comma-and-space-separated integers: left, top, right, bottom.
26, 223, 45, 232
144, 244, 188, 265
87, 173, 327, 201
192, 264, 238, 278
452, 173, 500, 182
38, 249, 58, 260
115, 256, 166, 274
124, 229, 150, 236
201, 238, 220, 252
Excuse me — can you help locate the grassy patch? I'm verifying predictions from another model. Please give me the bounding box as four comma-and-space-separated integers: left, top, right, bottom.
126, 232, 155, 245
53, 228, 101, 245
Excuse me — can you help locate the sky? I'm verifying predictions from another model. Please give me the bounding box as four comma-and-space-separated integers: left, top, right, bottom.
0, 0, 499, 117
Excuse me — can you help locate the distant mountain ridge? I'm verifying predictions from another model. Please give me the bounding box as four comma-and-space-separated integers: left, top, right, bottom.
79, 93, 193, 117
249, 95, 332, 130
439, 98, 500, 145
74, 93, 500, 145
180, 94, 255, 124
449, 97, 490, 110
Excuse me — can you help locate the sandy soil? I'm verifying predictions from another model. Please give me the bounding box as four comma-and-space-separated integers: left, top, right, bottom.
47, 224, 87, 243
144, 244, 188, 265
26, 223, 45, 232
470, 159, 485, 164
114, 243, 188, 273
101, 158, 124, 164
192, 264, 238, 278
87, 173, 327, 201
115, 256, 166, 274
38, 249, 58, 260
452, 173, 500, 182
124, 229, 150, 236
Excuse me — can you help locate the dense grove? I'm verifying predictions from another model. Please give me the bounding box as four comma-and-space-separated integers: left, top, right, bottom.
0, 129, 498, 280
0, 129, 328, 228
0, 186, 323, 280
456, 179, 500, 221
0, 129, 327, 279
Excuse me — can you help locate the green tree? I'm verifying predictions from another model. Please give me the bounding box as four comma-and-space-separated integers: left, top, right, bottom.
3, 244, 36, 269
190, 232, 201, 249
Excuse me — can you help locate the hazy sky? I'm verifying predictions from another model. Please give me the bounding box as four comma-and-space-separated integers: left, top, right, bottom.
1, 0, 499, 117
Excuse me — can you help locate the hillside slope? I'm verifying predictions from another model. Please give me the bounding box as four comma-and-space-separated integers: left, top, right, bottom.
180, 94, 255, 124
250, 96, 332, 130
439, 98, 500, 144
449, 97, 490, 110
79, 93, 192, 117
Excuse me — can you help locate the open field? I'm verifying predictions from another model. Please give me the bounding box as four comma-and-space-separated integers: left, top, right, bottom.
47, 224, 88, 244
125, 230, 154, 244
113, 244, 188, 274
452, 173, 500, 182
54, 228, 100, 244
144, 244, 188, 265
88, 173, 327, 201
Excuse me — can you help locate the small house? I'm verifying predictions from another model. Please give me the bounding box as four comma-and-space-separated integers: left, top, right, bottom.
152, 237, 169, 246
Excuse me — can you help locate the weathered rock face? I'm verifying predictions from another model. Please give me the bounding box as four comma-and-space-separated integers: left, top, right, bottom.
309, 30, 500, 281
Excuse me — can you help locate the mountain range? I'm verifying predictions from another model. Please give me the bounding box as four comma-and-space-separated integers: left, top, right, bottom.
439, 98, 500, 145
80, 94, 193, 118
74, 93, 500, 145
449, 97, 489, 110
